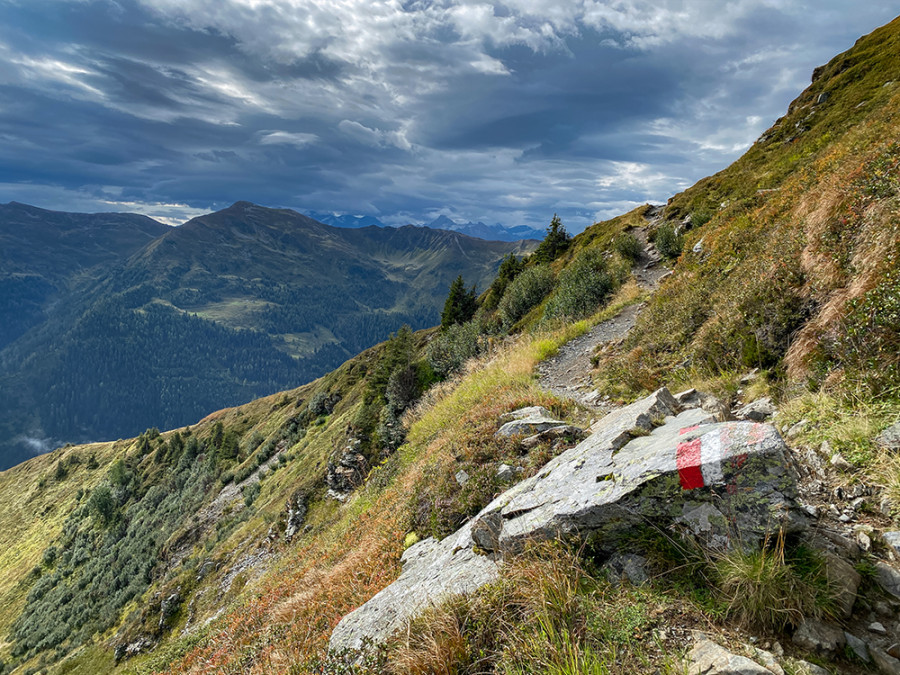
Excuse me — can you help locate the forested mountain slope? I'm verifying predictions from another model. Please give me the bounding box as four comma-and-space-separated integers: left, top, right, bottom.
0, 201, 531, 470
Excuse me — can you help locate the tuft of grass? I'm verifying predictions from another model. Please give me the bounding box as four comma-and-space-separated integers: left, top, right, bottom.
387, 544, 688, 675
711, 532, 834, 632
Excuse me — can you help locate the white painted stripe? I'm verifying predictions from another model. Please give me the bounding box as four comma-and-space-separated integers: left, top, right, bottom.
700, 429, 724, 486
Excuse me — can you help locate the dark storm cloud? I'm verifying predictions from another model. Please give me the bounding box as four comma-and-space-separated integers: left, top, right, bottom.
0, 0, 897, 229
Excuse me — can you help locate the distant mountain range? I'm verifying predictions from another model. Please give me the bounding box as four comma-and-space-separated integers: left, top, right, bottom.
0, 201, 535, 469
308, 210, 545, 242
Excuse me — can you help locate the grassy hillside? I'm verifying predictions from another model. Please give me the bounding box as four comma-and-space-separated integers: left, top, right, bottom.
0, 15, 898, 675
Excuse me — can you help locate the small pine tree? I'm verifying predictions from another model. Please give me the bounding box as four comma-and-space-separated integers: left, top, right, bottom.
440, 275, 478, 329
532, 214, 570, 264
483, 253, 524, 310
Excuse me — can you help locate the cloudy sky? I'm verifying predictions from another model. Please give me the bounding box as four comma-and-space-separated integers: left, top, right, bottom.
0, 1, 896, 231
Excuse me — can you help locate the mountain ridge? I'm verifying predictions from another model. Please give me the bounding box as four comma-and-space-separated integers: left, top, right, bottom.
0, 200, 533, 470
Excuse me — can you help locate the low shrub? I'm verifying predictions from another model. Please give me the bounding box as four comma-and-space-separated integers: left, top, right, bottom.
426, 320, 486, 379
653, 223, 683, 259
498, 265, 555, 328
613, 232, 643, 262
543, 249, 618, 321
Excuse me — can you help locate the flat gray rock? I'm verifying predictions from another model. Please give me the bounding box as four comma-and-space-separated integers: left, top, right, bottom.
328, 521, 499, 652
688, 638, 773, 674
495, 407, 568, 437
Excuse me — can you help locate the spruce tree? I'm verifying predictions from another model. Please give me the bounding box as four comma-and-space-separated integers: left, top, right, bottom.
440, 275, 477, 329
532, 214, 570, 263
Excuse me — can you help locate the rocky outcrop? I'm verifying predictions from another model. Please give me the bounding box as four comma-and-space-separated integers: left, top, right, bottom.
472, 390, 801, 554
283, 494, 308, 543
329, 388, 805, 653
328, 521, 500, 652
326, 439, 368, 498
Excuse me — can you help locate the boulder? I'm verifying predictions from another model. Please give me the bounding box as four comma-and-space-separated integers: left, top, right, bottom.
472, 391, 799, 555
328, 521, 500, 652
876, 562, 900, 599
330, 388, 804, 652
326, 442, 368, 493
495, 406, 568, 437
496, 464, 516, 481
284, 495, 308, 543
688, 638, 773, 674
871, 644, 900, 675
734, 397, 776, 422
792, 618, 845, 657
822, 551, 860, 618
878, 422, 900, 451
675, 388, 700, 407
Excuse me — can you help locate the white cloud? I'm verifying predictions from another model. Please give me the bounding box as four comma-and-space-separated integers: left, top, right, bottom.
259, 131, 319, 147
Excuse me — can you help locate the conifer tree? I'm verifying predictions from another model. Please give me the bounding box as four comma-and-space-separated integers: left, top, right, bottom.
532, 214, 571, 263
440, 275, 477, 329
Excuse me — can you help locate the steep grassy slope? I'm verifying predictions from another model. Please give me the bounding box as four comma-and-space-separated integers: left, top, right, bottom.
0, 202, 532, 470
591, 17, 900, 403
0, 16, 898, 675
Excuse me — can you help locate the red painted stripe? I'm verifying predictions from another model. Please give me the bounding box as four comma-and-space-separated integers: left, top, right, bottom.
676, 438, 704, 490
679, 425, 699, 435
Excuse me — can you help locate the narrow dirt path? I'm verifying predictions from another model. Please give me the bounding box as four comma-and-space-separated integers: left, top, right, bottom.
537, 208, 669, 408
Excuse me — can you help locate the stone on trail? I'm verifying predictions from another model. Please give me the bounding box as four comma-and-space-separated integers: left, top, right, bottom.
329, 387, 804, 652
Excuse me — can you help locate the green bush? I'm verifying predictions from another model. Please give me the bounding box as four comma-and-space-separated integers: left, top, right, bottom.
613, 232, 643, 262
543, 250, 617, 321
426, 320, 485, 378
654, 223, 684, 259
498, 265, 555, 328
243, 482, 261, 507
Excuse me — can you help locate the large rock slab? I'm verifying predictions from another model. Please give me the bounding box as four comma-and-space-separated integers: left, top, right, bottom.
329, 388, 803, 652
328, 521, 499, 652
472, 390, 800, 554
